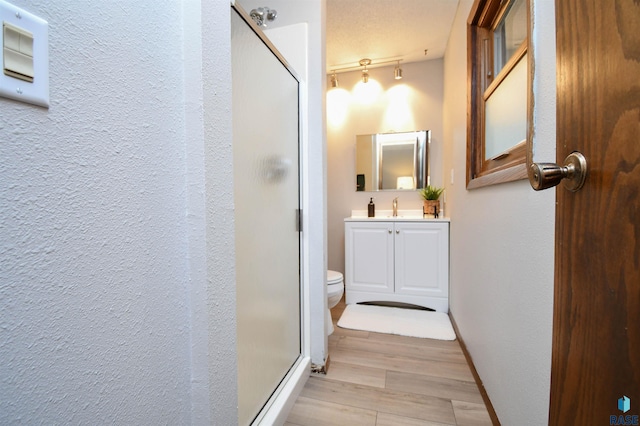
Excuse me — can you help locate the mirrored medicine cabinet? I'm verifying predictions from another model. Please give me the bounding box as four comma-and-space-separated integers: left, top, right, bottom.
355, 130, 430, 192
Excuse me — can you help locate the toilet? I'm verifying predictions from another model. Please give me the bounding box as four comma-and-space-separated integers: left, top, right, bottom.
326, 270, 344, 335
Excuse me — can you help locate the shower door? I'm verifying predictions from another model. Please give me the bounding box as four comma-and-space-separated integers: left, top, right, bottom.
231, 8, 301, 426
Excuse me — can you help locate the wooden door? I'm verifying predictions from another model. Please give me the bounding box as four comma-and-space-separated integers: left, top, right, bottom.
550, 1, 640, 424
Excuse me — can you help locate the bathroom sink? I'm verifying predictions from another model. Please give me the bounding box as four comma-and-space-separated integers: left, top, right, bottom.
349, 209, 429, 220
384, 213, 424, 219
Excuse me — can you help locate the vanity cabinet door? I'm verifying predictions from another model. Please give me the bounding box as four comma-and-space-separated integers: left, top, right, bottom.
345, 222, 394, 294
394, 222, 449, 298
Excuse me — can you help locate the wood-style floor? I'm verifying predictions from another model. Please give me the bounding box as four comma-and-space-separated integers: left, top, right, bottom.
285, 298, 493, 426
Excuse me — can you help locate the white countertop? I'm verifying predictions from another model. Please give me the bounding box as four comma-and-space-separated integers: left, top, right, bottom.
345, 210, 450, 222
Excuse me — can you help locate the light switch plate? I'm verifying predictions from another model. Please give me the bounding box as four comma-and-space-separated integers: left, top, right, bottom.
0, 0, 48, 107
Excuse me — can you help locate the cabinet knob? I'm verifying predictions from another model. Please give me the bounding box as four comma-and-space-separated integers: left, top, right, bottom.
388, 229, 392, 234
396, 230, 400, 234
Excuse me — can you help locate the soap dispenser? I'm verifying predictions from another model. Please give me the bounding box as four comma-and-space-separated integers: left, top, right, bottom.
368, 198, 375, 217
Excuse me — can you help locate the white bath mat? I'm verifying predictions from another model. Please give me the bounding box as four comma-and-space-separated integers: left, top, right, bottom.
337, 304, 456, 340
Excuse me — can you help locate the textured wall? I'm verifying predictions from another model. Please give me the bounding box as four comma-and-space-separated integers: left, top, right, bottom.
198, 1, 239, 424
0, 1, 193, 423
443, 1, 555, 424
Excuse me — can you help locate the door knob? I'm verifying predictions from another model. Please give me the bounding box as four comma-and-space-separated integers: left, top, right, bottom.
529, 151, 587, 191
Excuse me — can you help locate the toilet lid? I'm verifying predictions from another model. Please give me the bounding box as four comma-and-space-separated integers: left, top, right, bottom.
327, 270, 343, 284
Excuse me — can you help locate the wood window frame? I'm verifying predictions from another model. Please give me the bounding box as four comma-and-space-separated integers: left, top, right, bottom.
466, 0, 532, 189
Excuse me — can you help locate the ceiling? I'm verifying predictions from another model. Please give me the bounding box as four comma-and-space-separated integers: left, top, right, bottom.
236, 0, 461, 74
326, 0, 460, 73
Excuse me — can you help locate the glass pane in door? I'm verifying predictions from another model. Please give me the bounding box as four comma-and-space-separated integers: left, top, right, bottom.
231, 10, 301, 426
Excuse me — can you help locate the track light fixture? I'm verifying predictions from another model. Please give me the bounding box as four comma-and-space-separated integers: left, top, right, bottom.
394, 60, 403, 80
328, 57, 409, 83
330, 71, 339, 88
359, 59, 371, 83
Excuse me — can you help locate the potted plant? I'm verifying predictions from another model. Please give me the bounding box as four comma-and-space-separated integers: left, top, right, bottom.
419, 185, 444, 217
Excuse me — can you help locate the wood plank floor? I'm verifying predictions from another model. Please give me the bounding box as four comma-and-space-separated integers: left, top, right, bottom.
285, 299, 492, 426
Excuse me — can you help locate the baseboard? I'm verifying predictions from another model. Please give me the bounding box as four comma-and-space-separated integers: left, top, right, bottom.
449, 312, 501, 426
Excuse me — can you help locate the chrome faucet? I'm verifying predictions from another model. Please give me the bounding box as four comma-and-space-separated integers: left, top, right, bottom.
392, 197, 398, 217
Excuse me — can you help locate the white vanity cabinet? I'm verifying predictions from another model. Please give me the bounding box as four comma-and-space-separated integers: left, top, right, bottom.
344, 219, 449, 312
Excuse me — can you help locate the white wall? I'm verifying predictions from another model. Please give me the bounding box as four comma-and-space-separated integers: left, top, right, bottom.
327, 60, 444, 273
0, 1, 195, 423
0, 0, 244, 424
442, 1, 556, 424
200, 1, 239, 424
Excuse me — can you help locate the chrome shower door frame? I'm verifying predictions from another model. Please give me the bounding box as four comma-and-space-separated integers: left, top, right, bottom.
231, 3, 309, 425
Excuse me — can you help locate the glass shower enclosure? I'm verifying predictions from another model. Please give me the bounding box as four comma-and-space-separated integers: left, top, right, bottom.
231, 7, 302, 425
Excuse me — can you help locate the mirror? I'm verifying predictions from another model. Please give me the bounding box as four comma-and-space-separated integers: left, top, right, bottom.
355, 130, 430, 192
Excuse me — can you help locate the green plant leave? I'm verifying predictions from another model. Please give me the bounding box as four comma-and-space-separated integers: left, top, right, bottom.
419, 185, 445, 200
